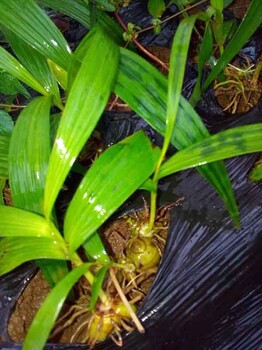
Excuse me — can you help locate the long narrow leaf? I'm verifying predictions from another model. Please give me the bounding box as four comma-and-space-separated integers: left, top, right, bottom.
44, 26, 119, 219
23, 263, 90, 350
0, 135, 9, 178
0, 205, 60, 238
203, 0, 262, 90
0, 0, 71, 70
2, 27, 61, 103
159, 124, 262, 178
0, 237, 68, 276
89, 266, 108, 312
114, 48, 239, 224
83, 232, 110, 264
9, 97, 51, 214
64, 131, 158, 253
0, 46, 47, 96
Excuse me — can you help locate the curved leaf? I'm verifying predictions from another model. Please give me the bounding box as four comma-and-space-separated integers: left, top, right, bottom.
114, 48, 239, 224
44, 26, 119, 218
2, 27, 61, 103
9, 97, 51, 214
0, 46, 47, 95
64, 131, 158, 253
0, 0, 71, 70
0, 110, 14, 135
0, 205, 59, 238
159, 124, 262, 178
23, 263, 90, 350
0, 237, 69, 276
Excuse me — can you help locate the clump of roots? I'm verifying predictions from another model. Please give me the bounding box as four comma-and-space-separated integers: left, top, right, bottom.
50, 202, 177, 348
214, 56, 262, 114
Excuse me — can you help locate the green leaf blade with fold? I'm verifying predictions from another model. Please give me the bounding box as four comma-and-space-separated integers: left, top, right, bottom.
23, 263, 90, 350
159, 124, 262, 178
2, 27, 61, 103
203, 0, 262, 90
83, 232, 110, 264
0, 46, 47, 96
64, 131, 158, 253
114, 48, 239, 225
0, 0, 71, 70
0, 237, 68, 276
44, 26, 119, 219
89, 266, 108, 312
9, 96, 51, 215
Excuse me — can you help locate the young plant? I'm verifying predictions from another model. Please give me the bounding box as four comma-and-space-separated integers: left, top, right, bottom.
0, 1, 261, 349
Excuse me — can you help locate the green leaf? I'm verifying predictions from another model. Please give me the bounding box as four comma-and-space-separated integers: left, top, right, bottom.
159, 124, 262, 178
64, 131, 158, 253
2, 27, 61, 103
190, 22, 213, 106
0, 110, 14, 135
0, 46, 47, 96
203, 0, 262, 90
83, 232, 110, 264
0, 205, 60, 238
92, 0, 115, 11
249, 160, 262, 182
114, 48, 239, 224
210, 0, 223, 12
38, 0, 91, 28
89, 266, 108, 312
0, 236, 68, 276
9, 97, 51, 214
23, 263, 90, 350
0, 135, 9, 178
0, 69, 29, 98
148, 0, 166, 18
44, 26, 119, 219
0, 0, 71, 70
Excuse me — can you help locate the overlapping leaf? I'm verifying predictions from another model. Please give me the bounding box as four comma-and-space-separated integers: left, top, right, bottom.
23, 263, 90, 350
114, 48, 239, 224
64, 131, 158, 253
9, 97, 51, 214
44, 26, 119, 218
0, 0, 71, 70
2, 27, 61, 103
0, 46, 47, 95
159, 124, 262, 178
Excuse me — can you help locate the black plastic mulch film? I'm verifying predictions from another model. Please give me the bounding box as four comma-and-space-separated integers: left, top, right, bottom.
0, 1, 261, 349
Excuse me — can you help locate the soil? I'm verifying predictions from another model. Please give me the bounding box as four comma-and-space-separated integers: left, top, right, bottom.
7, 206, 171, 345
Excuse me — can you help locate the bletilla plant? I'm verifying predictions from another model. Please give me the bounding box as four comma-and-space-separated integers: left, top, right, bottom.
0, 0, 261, 349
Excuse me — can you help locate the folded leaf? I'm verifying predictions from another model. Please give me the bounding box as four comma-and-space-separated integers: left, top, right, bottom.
0, 0, 71, 70
64, 131, 158, 253
0, 237, 69, 276
23, 263, 90, 350
44, 26, 119, 218
9, 97, 51, 214
159, 124, 262, 178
